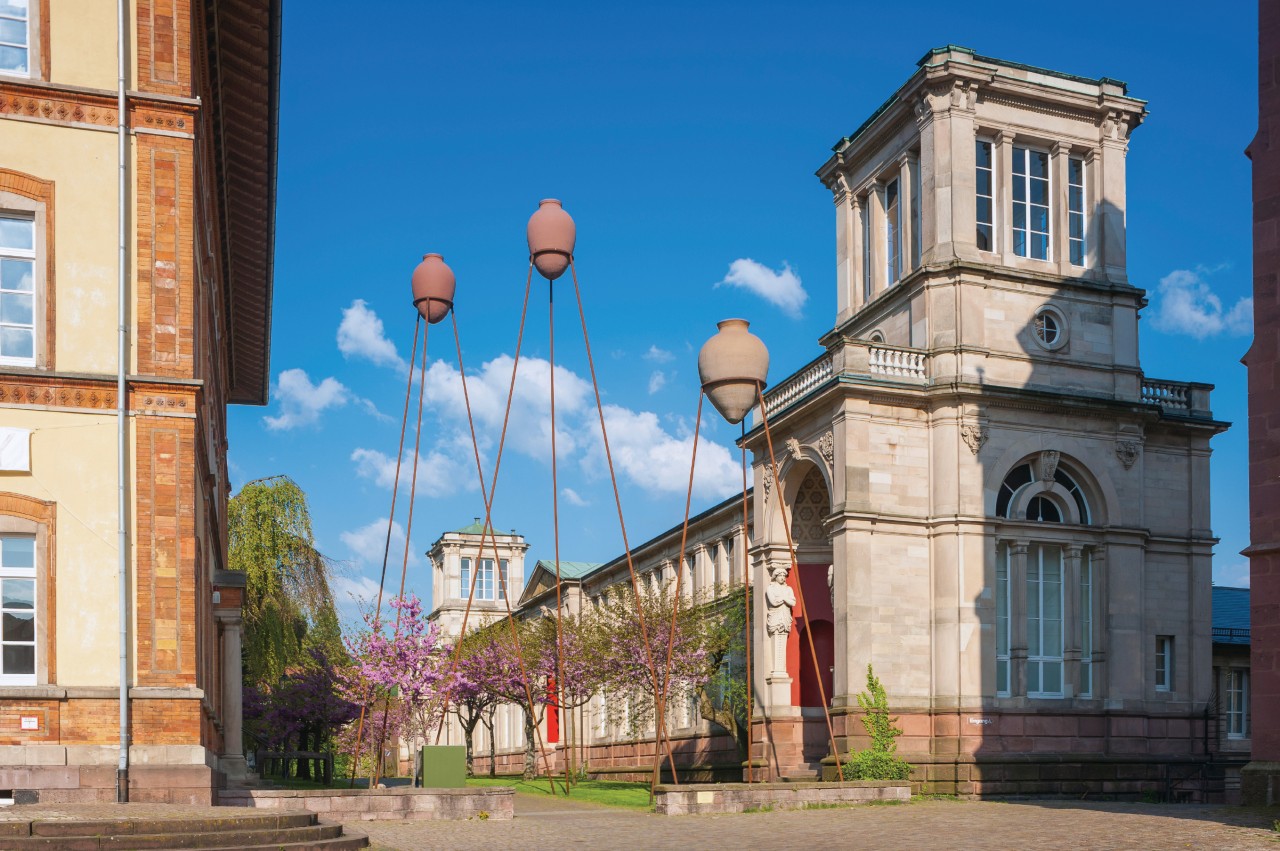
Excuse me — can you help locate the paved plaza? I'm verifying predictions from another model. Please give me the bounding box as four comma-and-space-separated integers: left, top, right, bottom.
356, 793, 1280, 850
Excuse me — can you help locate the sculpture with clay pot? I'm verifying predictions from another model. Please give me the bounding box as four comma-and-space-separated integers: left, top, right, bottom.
697, 319, 770, 425
410, 253, 456, 323
526, 199, 576, 281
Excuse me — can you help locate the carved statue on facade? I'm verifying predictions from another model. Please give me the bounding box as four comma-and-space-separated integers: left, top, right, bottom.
764, 565, 796, 676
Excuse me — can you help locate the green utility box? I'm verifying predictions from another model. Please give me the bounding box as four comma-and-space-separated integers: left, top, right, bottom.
419, 745, 466, 788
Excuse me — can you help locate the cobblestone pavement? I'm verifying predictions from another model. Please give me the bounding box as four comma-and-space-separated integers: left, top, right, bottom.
357, 795, 1280, 851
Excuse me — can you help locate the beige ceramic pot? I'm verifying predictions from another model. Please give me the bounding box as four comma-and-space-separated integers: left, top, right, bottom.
526, 199, 576, 280
698, 319, 769, 424
411, 253, 456, 324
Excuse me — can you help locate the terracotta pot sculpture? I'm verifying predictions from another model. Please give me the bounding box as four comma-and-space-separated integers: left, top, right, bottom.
698, 319, 769, 424
410, 253, 456, 323
526, 199, 576, 281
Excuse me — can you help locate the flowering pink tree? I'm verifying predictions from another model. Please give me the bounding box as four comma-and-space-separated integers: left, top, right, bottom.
341, 595, 449, 784
447, 628, 507, 777
593, 582, 715, 743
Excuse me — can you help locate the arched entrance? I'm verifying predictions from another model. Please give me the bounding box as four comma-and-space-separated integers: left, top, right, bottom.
785, 465, 835, 709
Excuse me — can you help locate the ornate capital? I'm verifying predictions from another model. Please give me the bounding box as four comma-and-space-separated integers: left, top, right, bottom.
960, 423, 988, 455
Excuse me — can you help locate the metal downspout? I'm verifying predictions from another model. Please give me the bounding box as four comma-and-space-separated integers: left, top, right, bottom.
116, 0, 130, 804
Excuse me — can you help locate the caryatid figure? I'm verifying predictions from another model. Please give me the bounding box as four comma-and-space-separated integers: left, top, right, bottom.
764, 565, 796, 677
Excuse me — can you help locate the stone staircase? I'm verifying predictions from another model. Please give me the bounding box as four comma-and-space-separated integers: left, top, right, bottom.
0, 811, 368, 850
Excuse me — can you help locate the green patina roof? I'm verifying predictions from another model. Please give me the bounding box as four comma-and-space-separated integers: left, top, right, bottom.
533, 560, 603, 580
454, 518, 514, 535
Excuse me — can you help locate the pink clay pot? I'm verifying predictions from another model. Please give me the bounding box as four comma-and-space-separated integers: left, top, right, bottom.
411, 253, 456, 324
526, 199, 576, 281
698, 319, 769, 425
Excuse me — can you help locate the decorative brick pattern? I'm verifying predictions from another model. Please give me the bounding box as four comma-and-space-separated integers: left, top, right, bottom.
136, 419, 196, 685
136, 138, 195, 378
137, 0, 191, 96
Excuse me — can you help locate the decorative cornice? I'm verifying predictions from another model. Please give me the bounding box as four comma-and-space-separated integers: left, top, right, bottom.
0, 373, 200, 414
0, 81, 196, 134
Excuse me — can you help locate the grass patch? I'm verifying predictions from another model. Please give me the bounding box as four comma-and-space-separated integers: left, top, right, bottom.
466, 777, 653, 810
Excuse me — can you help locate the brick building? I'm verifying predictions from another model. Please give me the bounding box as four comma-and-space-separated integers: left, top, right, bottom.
1243, 0, 1280, 807
0, 0, 278, 802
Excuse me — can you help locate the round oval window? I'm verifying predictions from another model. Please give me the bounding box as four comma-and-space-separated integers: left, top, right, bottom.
1035, 312, 1060, 347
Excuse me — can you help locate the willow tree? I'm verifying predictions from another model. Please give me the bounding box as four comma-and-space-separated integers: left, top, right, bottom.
229, 475, 343, 690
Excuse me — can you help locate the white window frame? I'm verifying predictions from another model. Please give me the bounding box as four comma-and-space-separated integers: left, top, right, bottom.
976, 138, 995, 252
0, 212, 36, 367
1155, 635, 1173, 692
1068, 155, 1086, 267
0, 534, 37, 686
996, 543, 1010, 697
0, 0, 31, 78
1012, 145, 1052, 262
885, 177, 900, 285
1080, 552, 1092, 697
1226, 669, 1249, 739
458, 557, 470, 600
1026, 543, 1064, 698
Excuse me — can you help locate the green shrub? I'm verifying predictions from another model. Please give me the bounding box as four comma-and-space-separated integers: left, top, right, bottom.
842, 749, 911, 781
840, 665, 913, 782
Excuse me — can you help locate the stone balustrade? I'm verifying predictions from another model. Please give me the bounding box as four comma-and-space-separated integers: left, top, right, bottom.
1141, 379, 1213, 418
869, 344, 927, 379
761, 354, 834, 417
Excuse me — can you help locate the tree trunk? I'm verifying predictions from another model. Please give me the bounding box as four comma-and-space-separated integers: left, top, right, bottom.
460, 714, 479, 778
482, 708, 497, 778
523, 711, 537, 780
700, 692, 748, 762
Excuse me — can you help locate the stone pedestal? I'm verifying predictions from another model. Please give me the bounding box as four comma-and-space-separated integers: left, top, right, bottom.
216, 610, 248, 781
1241, 762, 1280, 807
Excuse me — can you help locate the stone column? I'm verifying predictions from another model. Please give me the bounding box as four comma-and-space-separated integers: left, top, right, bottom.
996, 130, 1016, 265
850, 195, 865, 314
834, 178, 856, 324
867, 181, 885, 299
1097, 113, 1131, 284
1063, 545, 1083, 698
1009, 542, 1029, 698
899, 153, 916, 278
1051, 141, 1071, 276
218, 612, 248, 779
1089, 546, 1106, 699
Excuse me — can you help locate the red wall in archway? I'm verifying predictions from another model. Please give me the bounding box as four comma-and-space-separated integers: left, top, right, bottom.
786, 563, 834, 707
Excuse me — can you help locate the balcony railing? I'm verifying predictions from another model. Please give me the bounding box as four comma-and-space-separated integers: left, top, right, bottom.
761, 354, 833, 417
869, 345, 926, 380
1141, 379, 1190, 413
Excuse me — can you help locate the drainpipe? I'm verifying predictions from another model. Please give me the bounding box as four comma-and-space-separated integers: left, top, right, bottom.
116, 0, 130, 804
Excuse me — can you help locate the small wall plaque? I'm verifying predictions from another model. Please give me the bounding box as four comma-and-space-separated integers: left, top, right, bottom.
20, 716, 39, 731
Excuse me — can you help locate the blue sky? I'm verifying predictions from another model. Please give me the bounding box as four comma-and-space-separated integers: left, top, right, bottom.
228, 1, 1258, 619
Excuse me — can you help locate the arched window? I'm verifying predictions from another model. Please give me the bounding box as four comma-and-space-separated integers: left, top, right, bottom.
992, 455, 1096, 701
996, 460, 1091, 525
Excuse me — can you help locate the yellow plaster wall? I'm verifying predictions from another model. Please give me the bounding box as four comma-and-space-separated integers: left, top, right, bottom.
0, 408, 122, 685
48, 0, 129, 91
0, 120, 122, 375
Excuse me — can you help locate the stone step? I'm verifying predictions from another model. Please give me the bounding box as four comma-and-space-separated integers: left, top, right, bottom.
14, 813, 318, 838
0, 811, 368, 851
203, 837, 368, 851
4, 824, 349, 849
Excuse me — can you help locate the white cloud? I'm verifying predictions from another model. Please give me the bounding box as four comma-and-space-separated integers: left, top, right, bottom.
1150, 268, 1252, 339
329, 574, 388, 624
1215, 560, 1250, 588
644, 345, 675, 363
350, 440, 476, 498
338, 299, 407, 370
340, 517, 420, 571
648, 370, 667, 395
423, 354, 591, 459
715, 258, 807, 319
561, 487, 589, 507
582, 405, 740, 499
263, 369, 349, 431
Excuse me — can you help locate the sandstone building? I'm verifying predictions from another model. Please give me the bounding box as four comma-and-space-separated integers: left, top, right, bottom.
0, 0, 277, 802
433, 46, 1230, 798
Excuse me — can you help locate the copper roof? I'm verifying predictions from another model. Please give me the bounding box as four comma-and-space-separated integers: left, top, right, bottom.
208, 0, 281, 405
